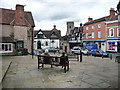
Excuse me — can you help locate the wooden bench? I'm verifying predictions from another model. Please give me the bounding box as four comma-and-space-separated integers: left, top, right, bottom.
37, 55, 69, 73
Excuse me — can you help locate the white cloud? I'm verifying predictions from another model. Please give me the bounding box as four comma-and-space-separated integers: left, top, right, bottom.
0, 0, 119, 36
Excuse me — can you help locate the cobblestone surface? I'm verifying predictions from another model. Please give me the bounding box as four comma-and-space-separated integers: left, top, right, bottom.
2, 54, 118, 88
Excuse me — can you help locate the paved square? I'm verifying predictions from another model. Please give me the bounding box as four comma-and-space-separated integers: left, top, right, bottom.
1, 54, 118, 88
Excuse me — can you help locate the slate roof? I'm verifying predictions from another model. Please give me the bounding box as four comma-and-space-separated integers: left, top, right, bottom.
34, 28, 61, 39
0, 8, 35, 27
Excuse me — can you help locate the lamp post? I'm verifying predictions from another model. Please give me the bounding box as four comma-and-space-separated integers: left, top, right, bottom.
79, 23, 83, 62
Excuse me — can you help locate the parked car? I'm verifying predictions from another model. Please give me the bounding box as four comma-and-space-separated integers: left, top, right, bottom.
42, 47, 59, 52
71, 46, 81, 54
81, 48, 89, 55
89, 49, 109, 57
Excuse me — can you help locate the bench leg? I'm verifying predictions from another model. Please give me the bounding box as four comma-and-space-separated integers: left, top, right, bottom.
42, 64, 44, 68
51, 64, 53, 68
67, 65, 69, 71
64, 66, 66, 73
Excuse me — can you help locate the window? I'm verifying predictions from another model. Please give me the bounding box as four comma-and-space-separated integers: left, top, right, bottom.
37, 34, 43, 38
118, 28, 120, 37
98, 31, 101, 38
86, 27, 88, 30
92, 32, 94, 38
51, 32, 57, 37
98, 24, 101, 28
92, 25, 94, 29
109, 28, 114, 37
108, 42, 115, 50
0, 43, 13, 53
86, 33, 88, 39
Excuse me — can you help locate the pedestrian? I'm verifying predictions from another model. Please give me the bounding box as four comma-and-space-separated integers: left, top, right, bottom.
44, 49, 50, 56
44, 49, 53, 64
60, 52, 69, 69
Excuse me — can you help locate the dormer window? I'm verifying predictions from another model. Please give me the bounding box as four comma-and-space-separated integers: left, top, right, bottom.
51, 32, 57, 37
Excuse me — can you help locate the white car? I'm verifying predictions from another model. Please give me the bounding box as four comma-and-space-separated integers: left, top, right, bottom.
71, 46, 81, 54
81, 49, 89, 55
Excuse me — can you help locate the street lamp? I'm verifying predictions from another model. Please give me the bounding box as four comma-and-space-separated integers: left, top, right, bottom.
79, 23, 83, 62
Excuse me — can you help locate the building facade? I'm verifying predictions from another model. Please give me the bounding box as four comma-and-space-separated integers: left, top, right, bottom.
83, 8, 120, 52
34, 25, 61, 50
0, 4, 35, 55
106, 16, 120, 52
62, 21, 83, 52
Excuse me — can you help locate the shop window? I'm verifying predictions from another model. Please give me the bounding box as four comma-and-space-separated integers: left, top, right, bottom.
0, 43, 13, 53
108, 42, 115, 50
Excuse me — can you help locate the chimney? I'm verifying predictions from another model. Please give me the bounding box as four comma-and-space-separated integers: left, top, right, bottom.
15, 4, 25, 25
88, 17, 93, 22
110, 8, 115, 16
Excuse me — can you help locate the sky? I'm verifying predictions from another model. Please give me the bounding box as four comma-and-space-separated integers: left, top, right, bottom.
0, 0, 119, 36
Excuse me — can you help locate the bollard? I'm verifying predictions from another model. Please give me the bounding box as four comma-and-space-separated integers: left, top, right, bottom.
102, 54, 104, 59
110, 54, 112, 60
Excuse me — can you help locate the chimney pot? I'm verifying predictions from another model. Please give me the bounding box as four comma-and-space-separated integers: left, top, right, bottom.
88, 17, 93, 22
110, 8, 115, 16
54, 25, 56, 28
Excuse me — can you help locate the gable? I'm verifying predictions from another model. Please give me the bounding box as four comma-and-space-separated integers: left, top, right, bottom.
50, 32, 57, 37
35, 30, 47, 39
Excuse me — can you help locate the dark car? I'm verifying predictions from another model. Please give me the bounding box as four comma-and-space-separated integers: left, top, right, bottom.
89, 50, 109, 57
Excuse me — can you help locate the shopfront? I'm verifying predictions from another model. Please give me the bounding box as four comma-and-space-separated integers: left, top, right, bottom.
107, 40, 119, 52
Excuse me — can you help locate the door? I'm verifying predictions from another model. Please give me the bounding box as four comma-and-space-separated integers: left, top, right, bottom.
117, 42, 120, 52
37, 41, 41, 49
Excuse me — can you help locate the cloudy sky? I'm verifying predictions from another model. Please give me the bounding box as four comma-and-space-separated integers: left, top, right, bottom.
0, 0, 119, 36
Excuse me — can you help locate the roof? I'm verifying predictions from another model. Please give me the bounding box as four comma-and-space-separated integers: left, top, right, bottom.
84, 15, 118, 25
0, 37, 14, 43
34, 28, 61, 39
0, 8, 35, 27
84, 17, 106, 25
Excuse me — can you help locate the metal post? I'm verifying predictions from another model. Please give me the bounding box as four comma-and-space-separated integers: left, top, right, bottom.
80, 23, 83, 62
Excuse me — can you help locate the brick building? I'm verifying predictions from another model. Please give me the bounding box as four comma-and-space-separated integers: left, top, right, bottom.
83, 8, 120, 52
0, 4, 35, 55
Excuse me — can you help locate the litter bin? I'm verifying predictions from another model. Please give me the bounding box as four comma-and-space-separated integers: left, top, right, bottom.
115, 56, 120, 63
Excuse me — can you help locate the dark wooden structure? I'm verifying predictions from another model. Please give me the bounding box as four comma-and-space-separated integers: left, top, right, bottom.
37, 55, 69, 73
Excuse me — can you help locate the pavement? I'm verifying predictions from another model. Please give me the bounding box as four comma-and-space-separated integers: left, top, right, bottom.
1, 53, 119, 88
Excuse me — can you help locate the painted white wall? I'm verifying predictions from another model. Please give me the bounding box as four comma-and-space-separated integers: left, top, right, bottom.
34, 39, 60, 50
101, 42, 106, 52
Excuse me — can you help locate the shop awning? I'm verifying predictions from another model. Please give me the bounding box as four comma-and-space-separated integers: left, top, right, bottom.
108, 42, 115, 43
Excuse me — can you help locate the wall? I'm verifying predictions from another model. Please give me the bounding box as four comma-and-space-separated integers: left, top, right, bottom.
14, 26, 32, 53
83, 21, 106, 40
1, 24, 14, 37
34, 39, 60, 50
